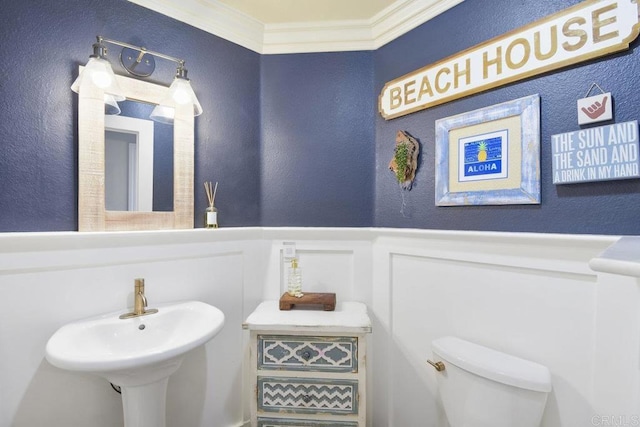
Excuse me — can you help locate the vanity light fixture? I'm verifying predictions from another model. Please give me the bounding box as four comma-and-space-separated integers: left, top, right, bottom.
151, 64, 203, 123
71, 39, 125, 101
72, 36, 203, 123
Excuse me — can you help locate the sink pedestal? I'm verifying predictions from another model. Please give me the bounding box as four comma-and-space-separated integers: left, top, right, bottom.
122, 378, 169, 427
105, 358, 183, 427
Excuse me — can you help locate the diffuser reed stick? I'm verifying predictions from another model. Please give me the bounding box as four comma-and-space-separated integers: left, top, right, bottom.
204, 181, 219, 228
204, 181, 218, 208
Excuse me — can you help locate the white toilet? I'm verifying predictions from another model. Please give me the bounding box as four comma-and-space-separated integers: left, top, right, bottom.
430, 336, 552, 427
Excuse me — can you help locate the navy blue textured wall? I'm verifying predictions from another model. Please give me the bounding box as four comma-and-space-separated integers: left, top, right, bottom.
3, 0, 640, 234
261, 53, 375, 226
0, 0, 260, 231
374, 0, 640, 234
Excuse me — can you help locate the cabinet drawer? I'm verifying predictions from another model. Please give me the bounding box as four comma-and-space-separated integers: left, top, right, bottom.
257, 335, 358, 373
257, 377, 358, 416
257, 418, 358, 427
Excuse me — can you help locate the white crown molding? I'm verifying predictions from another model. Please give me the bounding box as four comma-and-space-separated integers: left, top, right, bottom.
128, 0, 265, 53
371, 0, 465, 49
128, 0, 464, 54
262, 20, 374, 54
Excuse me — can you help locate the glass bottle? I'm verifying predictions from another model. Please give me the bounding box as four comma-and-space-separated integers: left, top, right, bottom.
205, 206, 218, 228
287, 258, 303, 296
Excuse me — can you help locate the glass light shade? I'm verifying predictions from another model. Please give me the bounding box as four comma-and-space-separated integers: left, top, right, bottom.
104, 94, 121, 115
71, 57, 125, 101
149, 104, 175, 124
163, 77, 203, 116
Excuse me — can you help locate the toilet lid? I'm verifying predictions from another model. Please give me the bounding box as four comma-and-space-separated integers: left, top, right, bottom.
432, 336, 552, 393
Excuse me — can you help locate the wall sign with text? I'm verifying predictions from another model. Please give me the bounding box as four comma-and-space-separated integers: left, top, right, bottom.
379, 0, 640, 120
552, 120, 639, 184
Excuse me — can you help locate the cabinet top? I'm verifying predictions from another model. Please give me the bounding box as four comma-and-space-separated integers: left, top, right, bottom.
243, 301, 371, 333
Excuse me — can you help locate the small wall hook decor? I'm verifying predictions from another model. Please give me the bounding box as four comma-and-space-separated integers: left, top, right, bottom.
577, 83, 612, 125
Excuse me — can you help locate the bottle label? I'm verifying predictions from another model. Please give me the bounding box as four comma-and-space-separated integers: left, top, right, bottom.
206, 211, 218, 225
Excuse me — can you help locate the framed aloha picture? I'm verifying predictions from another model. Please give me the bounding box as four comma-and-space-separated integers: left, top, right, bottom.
435, 94, 540, 206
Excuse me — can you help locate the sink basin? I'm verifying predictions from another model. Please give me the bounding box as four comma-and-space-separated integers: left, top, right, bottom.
46, 300, 225, 375
45, 300, 225, 427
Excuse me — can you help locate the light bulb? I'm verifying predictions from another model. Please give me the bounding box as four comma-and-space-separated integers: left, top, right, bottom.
91, 70, 113, 89
171, 79, 192, 105
172, 89, 191, 104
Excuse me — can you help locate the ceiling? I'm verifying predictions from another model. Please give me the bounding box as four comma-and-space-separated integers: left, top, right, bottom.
128, 0, 463, 54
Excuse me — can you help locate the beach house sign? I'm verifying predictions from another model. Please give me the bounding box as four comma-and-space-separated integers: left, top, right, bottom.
379, 0, 640, 120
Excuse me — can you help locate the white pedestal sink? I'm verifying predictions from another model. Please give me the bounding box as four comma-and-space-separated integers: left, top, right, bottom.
45, 301, 225, 427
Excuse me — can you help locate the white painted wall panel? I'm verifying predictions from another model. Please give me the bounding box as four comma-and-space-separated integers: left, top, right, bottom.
388, 253, 597, 426
0, 233, 256, 427
2, 228, 637, 427
370, 230, 617, 427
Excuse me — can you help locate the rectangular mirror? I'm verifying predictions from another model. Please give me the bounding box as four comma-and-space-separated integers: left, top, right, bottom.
77, 67, 194, 231
105, 114, 154, 211
104, 100, 174, 212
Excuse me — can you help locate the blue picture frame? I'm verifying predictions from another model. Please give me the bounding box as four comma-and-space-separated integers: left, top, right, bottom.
435, 94, 540, 206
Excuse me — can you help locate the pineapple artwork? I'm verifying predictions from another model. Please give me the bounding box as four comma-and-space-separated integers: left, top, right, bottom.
477, 141, 488, 162
459, 131, 508, 183
389, 131, 420, 190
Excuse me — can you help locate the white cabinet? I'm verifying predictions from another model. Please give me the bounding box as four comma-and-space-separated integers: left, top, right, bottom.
244, 301, 371, 427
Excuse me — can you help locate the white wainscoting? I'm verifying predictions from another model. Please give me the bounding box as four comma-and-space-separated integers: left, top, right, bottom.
0, 229, 260, 427
2, 228, 637, 427
370, 230, 622, 427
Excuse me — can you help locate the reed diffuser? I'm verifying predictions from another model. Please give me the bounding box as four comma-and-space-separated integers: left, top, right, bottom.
204, 181, 218, 229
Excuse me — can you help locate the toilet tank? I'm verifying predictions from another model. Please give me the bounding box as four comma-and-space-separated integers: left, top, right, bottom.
432, 336, 552, 427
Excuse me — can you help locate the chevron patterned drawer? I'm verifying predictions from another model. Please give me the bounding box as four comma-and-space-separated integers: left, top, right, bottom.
257, 376, 358, 416
256, 418, 358, 427
257, 335, 358, 373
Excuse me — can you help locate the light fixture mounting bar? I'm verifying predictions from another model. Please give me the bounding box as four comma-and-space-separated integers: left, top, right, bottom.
97, 35, 185, 67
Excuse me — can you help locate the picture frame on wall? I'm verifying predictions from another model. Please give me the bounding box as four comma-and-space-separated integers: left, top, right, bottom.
435, 94, 540, 206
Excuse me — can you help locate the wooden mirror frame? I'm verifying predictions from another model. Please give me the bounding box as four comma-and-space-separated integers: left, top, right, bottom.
77, 69, 194, 231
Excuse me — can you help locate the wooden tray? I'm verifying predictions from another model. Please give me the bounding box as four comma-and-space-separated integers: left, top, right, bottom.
279, 292, 336, 311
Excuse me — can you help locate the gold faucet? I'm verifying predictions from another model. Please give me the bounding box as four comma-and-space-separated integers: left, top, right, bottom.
119, 278, 159, 319
134, 278, 147, 315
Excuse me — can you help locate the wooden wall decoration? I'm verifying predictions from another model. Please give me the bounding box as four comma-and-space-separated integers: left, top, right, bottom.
389, 131, 420, 190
